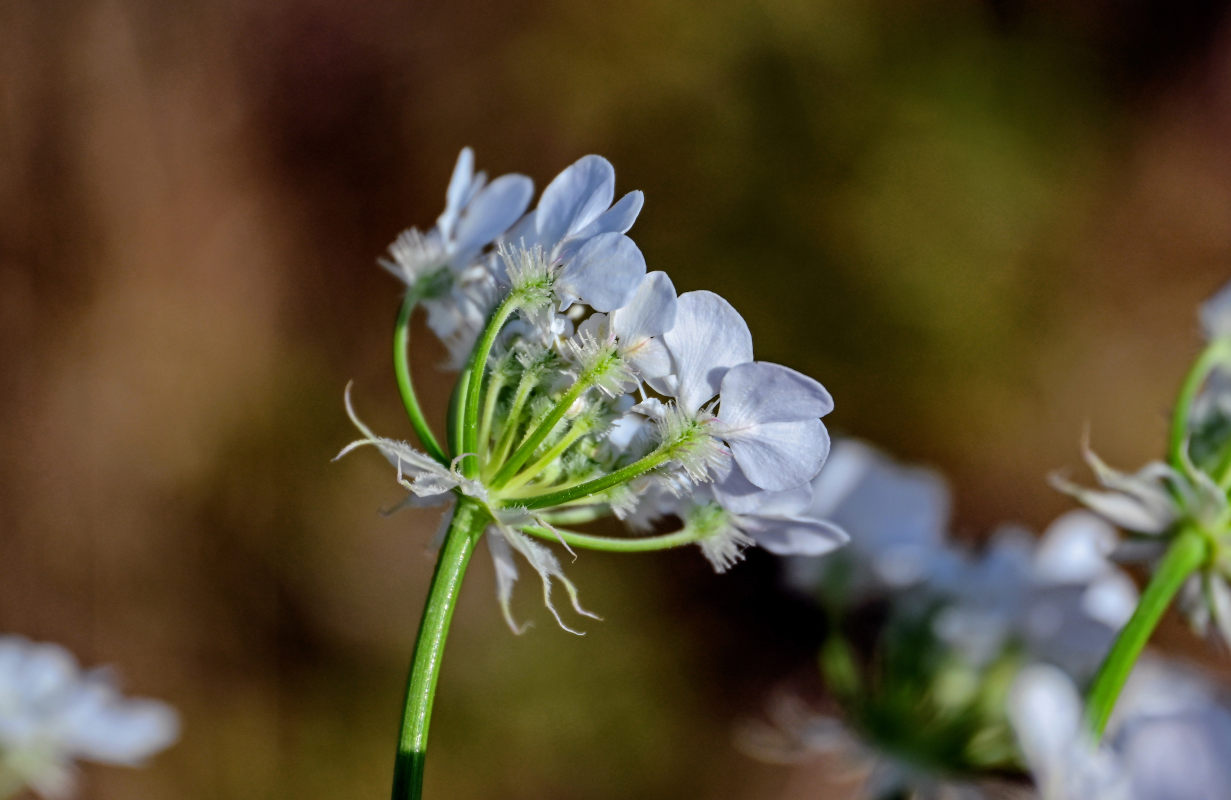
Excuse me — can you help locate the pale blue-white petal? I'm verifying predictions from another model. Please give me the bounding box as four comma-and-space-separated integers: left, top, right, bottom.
719, 361, 834, 424
63, 695, 180, 764
438, 147, 476, 240
1200, 280, 1231, 340
743, 514, 849, 557
555, 190, 645, 263
713, 465, 811, 516
556, 232, 646, 312
451, 173, 534, 265
534, 155, 616, 249
1008, 664, 1084, 768
1032, 510, 1119, 584
651, 290, 752, 413
611, 271, 677, 343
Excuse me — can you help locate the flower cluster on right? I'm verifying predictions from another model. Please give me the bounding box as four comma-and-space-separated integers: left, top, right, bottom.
753, 281, 1231, 800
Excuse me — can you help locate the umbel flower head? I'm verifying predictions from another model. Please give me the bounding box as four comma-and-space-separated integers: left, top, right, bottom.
340, 149, 846, 632
1054, 280, 1231, 643
0, 636, 179, 799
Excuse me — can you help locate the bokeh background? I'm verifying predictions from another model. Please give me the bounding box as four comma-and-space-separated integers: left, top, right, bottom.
4, 0, 1231, 797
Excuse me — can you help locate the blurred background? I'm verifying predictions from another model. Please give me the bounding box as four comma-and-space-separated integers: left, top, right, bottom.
3, 0, 1231, 797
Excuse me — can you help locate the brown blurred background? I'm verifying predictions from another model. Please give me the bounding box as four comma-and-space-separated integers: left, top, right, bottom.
3, 0, 1231, 797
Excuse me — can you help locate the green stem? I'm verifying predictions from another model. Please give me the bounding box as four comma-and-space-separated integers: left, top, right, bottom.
499, 422, 591, 493
490, 378, 593, 488
485, 370, 538, 480
391, 497, 488, 800
394, 294, 448, 464
520, 525, 699, 553
461, 296, 520, 476
476, 369, 507, 462
504, 449, 670, 511
1086, 526, 1209, 739
1169, 339, 1231, 469
447, 366, 471, 460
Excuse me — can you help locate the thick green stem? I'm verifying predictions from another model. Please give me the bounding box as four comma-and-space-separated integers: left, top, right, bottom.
394, 294, 448, 464
1086, 526, 1209, 739
1170, 339, 1231, 469
520, 525, 699, 553
391, 498, 488, 800
506, 448, 670, 511
461, 296, 520, 476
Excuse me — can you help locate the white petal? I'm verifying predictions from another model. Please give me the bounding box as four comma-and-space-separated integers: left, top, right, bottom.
743, 515, 848, 557
652, 291, 753, 413
556, 232, 646, 312
452, 173, 534, 264
1200, 280, 1231, 340
534, 155, 615, 248
714, 465, 811, 516
611, 271, 677, 344
65, 696, 180, 764
439, 147, 475, 240
1008, 664, 1084, 770
719, 361, 834, 424
1033, 510, 1119, 584
723, 419, 831, 492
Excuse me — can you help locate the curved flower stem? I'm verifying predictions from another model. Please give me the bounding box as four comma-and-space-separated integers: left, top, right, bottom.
461, 296, 520, 476
391, 497, 488, 800
1086, 525, 1209, 739
394, 294, 448, 464
476, 369, 507, 462
1169, 339, 1231, 470
520, 525, 699, 553
506, 449, 671, 510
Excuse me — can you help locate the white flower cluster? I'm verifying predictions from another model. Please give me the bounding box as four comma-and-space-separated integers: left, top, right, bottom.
0, 636, 179, 799
343, 149, 846, 631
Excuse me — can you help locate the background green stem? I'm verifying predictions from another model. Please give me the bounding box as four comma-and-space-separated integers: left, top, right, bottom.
391, 497, 487, 800
1169, 339, 1231, 468
394, 294, 448, 464
1085, 526, 1208, 738
520, 525, 698, 552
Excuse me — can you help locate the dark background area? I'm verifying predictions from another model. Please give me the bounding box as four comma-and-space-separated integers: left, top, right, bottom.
3, 1, 1231, 797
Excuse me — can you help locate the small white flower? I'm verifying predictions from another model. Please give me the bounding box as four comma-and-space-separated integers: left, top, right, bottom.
0, 637, 178, 799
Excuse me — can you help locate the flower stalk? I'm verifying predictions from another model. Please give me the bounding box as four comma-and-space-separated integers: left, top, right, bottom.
392, 497, 489, 800
1085, 525, 1209, 739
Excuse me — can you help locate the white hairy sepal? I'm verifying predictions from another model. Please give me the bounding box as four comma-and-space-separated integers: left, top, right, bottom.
337, 384, 488, 502
684, 502, 754, 572
487, 510, 601, 635
655, 402, 731, 485
380, 228, 451, 295
499, 242, 555, 312
562, 325, 636, 398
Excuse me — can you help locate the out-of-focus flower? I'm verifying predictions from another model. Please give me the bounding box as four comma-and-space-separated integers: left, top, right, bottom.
0, 636, 179, 799
787, 439, 953, 602
1008, 659, 1231, 800
931, 511, 1137, 676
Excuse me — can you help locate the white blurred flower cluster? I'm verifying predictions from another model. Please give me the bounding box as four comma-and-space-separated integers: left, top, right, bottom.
757, 441, 1140, 800
0, 636, 178, 799
343, 149, 847, 630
